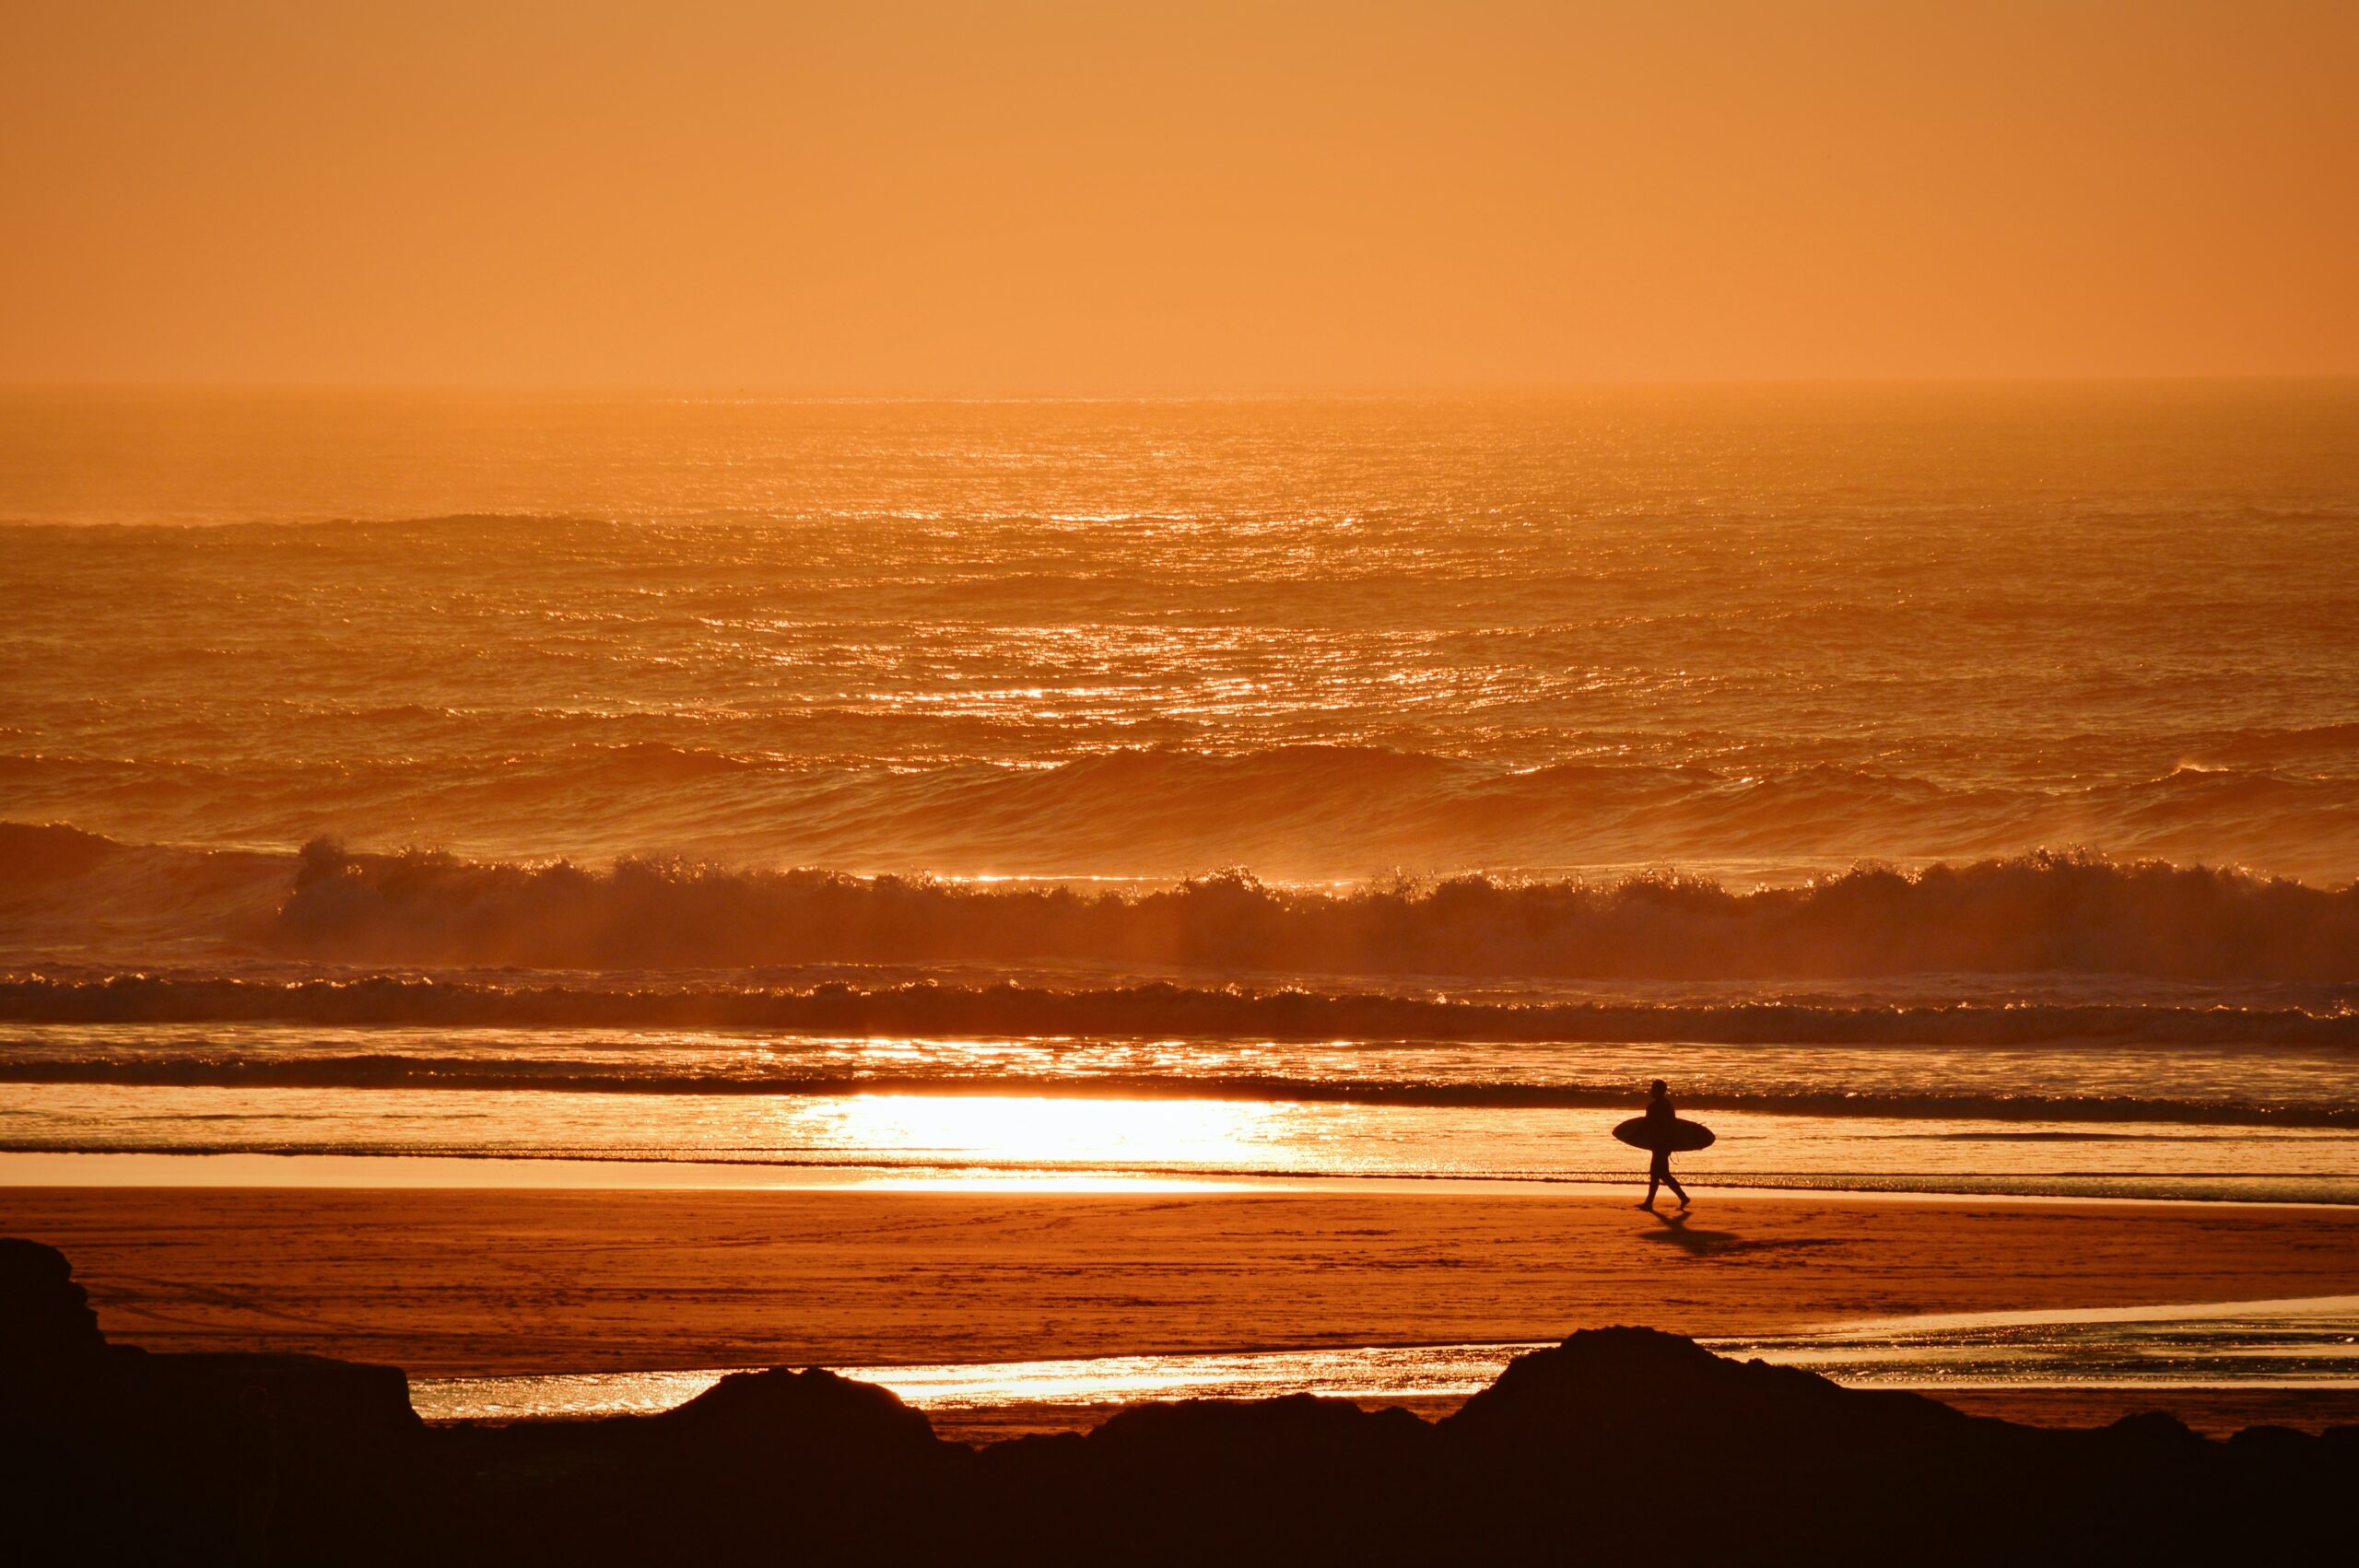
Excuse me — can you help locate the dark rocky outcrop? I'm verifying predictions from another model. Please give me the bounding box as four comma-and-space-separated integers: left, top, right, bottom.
651, 1364, 945, 1460
0, 1234, 109, 1363
7, 1239, 2354, 1564
2, 1239, 426, 1563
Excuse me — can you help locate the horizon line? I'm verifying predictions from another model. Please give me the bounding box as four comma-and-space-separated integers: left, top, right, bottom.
5, 371, 2357, 403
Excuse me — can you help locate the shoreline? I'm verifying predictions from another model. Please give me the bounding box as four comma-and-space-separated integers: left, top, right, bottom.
6, 1148, 2358, 1210
404, 1291, 2359, 1435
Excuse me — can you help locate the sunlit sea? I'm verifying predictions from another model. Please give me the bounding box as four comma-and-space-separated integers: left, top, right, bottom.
4, 385, 2356, 1201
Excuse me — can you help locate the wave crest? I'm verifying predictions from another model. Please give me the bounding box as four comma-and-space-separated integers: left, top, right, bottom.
259, 841, 2359, 981
7, 825, 2358, 983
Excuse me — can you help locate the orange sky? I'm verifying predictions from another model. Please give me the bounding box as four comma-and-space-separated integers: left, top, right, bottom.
4, 1, 2353, 392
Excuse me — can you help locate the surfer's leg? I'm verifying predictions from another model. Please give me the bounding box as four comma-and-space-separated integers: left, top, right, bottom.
1653, 1150, 1688, 1207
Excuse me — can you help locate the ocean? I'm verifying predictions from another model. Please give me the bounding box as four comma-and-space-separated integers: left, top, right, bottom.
5, 383, 2356, 1199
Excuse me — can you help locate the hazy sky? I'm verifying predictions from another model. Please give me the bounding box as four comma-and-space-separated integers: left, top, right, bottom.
5, 1, 2353, 392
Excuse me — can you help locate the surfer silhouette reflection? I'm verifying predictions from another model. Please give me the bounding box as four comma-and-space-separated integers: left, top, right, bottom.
1637, 1079, 1689, 1211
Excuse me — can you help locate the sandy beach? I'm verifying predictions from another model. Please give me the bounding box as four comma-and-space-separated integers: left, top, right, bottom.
13, 1185, 2359, 1381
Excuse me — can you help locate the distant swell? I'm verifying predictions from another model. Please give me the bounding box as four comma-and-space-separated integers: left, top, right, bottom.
6, 735, 2359, 885
3, 974, 2355, 1050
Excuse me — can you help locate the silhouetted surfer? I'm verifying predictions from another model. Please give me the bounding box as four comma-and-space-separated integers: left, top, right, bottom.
1639, 1079, 1690, 1211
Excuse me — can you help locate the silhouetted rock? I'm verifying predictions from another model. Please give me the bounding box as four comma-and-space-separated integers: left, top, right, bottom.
2225, 1422, 2316, 1458
1067, 1387, 1431, 1509
1447, 1323, 1982, 1455
652, 1364, 944, 1461
0, 1236, 108, 1365
1, 1238, 426, 1562
1090, 1388, 1425, 1462
8, 1236, 2359, 1564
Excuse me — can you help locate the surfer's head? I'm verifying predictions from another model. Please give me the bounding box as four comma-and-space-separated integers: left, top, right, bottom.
1650, 1079, 1667, 1096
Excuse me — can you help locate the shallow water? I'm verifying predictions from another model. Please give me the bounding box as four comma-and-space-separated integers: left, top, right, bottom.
6, 1079, 2354, 1203
405, 1295, 2359, 1423
8, 1024, 2356, 1123
10, 971, 2353, 1210
6, 1024, 2354, 1202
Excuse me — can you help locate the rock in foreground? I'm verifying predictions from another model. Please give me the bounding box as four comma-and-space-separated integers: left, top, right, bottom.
6, 1239, 2353, 1563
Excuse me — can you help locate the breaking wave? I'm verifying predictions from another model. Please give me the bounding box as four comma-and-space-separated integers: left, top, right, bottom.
6, 824, 2358, 984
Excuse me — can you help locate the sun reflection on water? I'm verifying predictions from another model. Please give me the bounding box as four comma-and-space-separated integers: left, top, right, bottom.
800, 1093, 1288, 1171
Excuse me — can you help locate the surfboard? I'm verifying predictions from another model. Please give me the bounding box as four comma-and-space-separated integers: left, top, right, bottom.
1614, 1115, 1715, 1153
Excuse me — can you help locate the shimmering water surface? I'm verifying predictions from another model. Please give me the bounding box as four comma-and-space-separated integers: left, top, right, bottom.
8, 1083, 2355, 1201
4, 1025, 2354, 1202
5, 390, 2358, 1206
7, 385, 2359, 881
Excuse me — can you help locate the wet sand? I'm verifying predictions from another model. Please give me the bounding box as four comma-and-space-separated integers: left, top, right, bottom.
11, 1185, 2359, 1387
